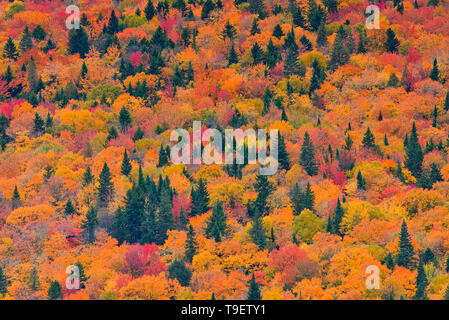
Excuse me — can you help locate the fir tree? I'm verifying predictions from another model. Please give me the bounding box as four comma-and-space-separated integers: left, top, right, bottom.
300, 131, 318, 176
83, 166, 94, 186
432, 105, 438, 128
265, 39, 279, 68
300, 35, 313, 51
356, 170, 366, 190
19, 26, 33, 53
48, 281, 62, 300
80, 61, 88, 79
278, 133, 290, 170
64, 199, 76, 216
404, 122, 423, 178
81, 206, 98, 243
0, 266, 8, 295
316, 22, 328, 48
27, 266, 40, 291
362, 127, 376, 149
228, 43, 238, 65
385, 28, 400, 53
68, 27, 89, 58
12, 185, 21, 209
250, 18, 260, 36
190, 179, 209, 216
249, 212, 266, 249
396, 220, 415, 269
106, 10, 119, 34
120, 150, 132, 176
168, 260, 192, 286
75, 262, 89, 289
185, 225, 198, 263
119, 106, 132, 131
133, 126, 145, 141
272, 24, 284, 39
32, 25, 46, 41
444, 92, 449, 111
251, 42, 263, 65
144, 0, 156, 20
307, 0, 328, 31
388, 73, 399, 87
156, 187, 174, 244
384, 134, 389, 146
414, 257, 428, 300
386, 252, 395, 270
204, 202, 227, 242
33, 112, 45, 134
430, 163, 443, 184
333, 198, 344, 237
429, 58, 440, 82
201, 0, 215, 19
329, 25, 350, 71
97, 162, 114, 203
247, 274, 261, 300
3, 37, 18, 60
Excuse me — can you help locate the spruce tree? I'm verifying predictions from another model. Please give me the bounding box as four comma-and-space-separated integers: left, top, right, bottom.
19, 26, 33, 53
247, 274, 261, 300
265, 39, 279, 68
414, 257, 428, 300
329, 25, 350, 71
32, 25, 46, 41
64, 199, 76, 216
97, 162, 114, 203
81, 206, 98, 243
27, 266, 40, 291
145, 0, 156, 20
278, 133, 290, 170
386, 252, 395, 270
204, 202, 227, 242
12, 185, 21, 209
272, 24, 284, 39
190, 179, 209, 216
119, 106, 132, 131
396, 220, 415, 269
83, 166, 94, 186
250, 18, 260, 36
333, 198, 344, 237
362, 127, 376, 149
48, 281, 62, 300
228, 44, 238, 65
249, 212, 266, 249
0, 266, 8, 295
3, 37, 18, 60
33, 112, 45, 134
429, 58, 440, 82
121, 150, 132, 176
185, 225, 198, 263
300, 131, 318, 176
404, 122, 423, 178
106, 10, 119, 34
385, 28, 400, 53
156, 187, 174, 244
316, 22, 328, 48
356, 170, 366, 190
307, 0, 328, 31
68, 27, 89, 58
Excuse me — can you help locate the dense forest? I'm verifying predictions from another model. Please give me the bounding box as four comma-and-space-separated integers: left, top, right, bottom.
0, 0, 449, 300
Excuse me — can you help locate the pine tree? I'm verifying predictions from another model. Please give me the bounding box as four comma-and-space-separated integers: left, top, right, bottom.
156, 187, 174, 244
404, 122, 423, 178
265, 39, 279, 68
414, 258, 428, 300
19, 26, 33, 53
251, 42, 263, 65
83, 166, 94, 186
302, 182, 315, 211
300, 131, 318, 176
362, 127, 376, 149
384, 134, 389, 146
356, 170, 366, 190
396, 220, 415, 269
190, 179, 209, 216
429, 58, 440, 82
68, 27, 89, 58
80, 61, 88, 79
119, 106, 132, 131
309, 58, 326, 92
247, 274, 261, 300
333, 198, 344, 237
3, 37, 18, 60
432, 105, 438, 128
252, 173, 274, 216
121, 150, 132, 176
144, 0, 156, 20
106, 10, 119, 34
307, 0, 328, 31
249, 212, 266, 249
278, 133, 290, 170
204, 202, 227, 242
48, 281, 62, 300
326, 213, 333, 233
291, 183, 304, 216
385, 28, 400, 53
185, 225, 198, 263
430, 163, 443, 184
97, 162, 114, 203
81, 206, 98, 243
32, 25, 46, 41
27, 266, 40, 291
444, 92, 449, 111
64, 199, 76, 216
0, 266, 8, 295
